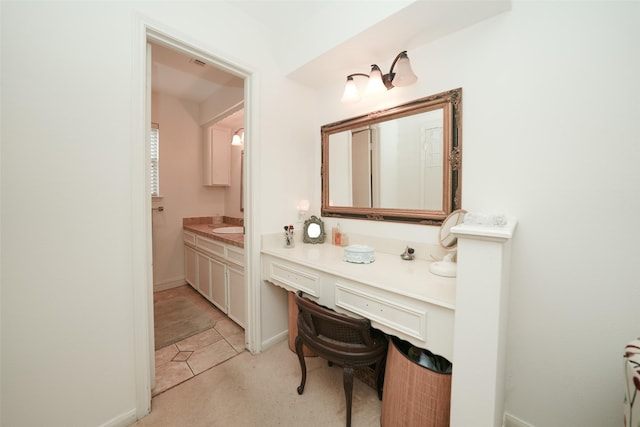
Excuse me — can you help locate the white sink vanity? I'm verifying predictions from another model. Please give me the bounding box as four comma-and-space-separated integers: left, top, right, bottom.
183, 230, 245, 328
261, 233, 456, 360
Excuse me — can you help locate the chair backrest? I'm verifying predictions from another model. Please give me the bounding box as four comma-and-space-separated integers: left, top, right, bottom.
295, 291, 376, 355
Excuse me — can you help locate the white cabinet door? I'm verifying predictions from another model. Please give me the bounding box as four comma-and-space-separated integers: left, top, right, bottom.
227, 265, 245, 328
210, 257, 227, 313
184, 245, 197, 288
203, 125, 231, 186
196, 252, 212, 300
184, 233, 244, 326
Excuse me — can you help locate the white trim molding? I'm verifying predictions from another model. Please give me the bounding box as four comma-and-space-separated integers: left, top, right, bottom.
450, 215, 518, 427
131, 11, 260, 421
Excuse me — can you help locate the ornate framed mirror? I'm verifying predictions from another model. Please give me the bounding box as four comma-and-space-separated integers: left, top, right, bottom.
321, 88, 462, 225
303, 215, 326, 244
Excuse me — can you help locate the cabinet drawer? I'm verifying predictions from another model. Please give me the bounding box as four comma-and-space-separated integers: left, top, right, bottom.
268, 261, 320, 297
196, 235, 225, 258
183, 231, 196, 246
226, 246, 244, 267
335, 283, 427, 342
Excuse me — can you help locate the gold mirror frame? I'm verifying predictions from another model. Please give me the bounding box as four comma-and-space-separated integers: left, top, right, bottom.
321, 88, 462, 225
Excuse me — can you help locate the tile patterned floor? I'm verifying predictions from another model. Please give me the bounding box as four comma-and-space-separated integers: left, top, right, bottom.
152, 285, 245, 396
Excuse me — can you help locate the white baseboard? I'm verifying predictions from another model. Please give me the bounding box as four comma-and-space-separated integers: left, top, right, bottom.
261, 330, 288, 352
504, 413, 534, 427
153, 277, 186, 292
98, 408, 137, 427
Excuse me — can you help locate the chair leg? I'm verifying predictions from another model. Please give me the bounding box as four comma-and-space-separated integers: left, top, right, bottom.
295, 336, 307, 395
374, 359, 386, 400
343, 366, 354, 427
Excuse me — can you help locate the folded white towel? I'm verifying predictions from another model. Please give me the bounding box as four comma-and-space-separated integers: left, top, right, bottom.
463, 212, 507, 227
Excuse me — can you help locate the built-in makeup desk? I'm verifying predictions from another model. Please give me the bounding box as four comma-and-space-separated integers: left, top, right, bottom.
261, 234, 456, 360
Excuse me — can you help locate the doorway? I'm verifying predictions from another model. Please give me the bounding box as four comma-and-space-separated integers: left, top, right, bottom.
148, 41, 245, 295
135, 26, 258, 417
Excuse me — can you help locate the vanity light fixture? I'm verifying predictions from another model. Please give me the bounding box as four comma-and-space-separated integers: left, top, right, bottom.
231, 128, 244, 146
340, 50, 418, 103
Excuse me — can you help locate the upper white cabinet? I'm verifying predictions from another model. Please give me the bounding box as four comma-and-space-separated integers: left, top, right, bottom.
203, 125, 231, 186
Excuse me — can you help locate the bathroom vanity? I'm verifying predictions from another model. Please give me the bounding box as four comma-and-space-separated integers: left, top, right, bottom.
257, 86, 518, 425
183, 221, 245, 328
261, 217, 518, 427
261, 234, 456, 359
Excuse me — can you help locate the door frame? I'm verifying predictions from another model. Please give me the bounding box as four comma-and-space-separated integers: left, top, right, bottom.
131, 14, 262, 419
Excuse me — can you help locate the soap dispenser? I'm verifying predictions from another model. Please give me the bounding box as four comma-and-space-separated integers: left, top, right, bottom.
332, 223, 342, 246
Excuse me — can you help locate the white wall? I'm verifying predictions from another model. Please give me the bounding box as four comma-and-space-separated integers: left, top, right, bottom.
151, 91, 226, 290
314, 2, 640, 426
0, 1, 317, 425
1, 3, 138, 425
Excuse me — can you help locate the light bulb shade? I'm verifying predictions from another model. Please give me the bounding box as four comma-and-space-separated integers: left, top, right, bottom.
341, 77, 360, 103
366, 65, 387, 94
231, 128, 244, 146
391, 52, 418, 87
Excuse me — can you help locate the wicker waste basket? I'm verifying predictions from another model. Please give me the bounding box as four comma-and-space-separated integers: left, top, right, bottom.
287, 292, 316, 357
381, 337, 452, 427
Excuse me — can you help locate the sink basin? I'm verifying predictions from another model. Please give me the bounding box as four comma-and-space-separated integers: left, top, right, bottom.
210, 226, 244, 234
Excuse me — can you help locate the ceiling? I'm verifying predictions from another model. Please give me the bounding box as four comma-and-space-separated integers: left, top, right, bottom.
218, 108, 245, 132
151, 43, 244, 129
150, 1, 511, 128
287, 0, 512, 86
151, 43, 243, 105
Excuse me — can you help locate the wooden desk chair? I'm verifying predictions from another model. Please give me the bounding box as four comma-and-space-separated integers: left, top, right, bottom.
294, 291, 388, 427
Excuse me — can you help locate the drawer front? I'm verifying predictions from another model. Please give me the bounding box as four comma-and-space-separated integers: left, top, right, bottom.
226, 246, 244, 267
269, 261, 320, 297
196, 235, 225, 258
335, 283, 427, 342
183, 231, 196, 247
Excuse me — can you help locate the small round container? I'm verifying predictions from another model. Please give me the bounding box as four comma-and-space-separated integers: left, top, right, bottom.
343, 245, 375, 264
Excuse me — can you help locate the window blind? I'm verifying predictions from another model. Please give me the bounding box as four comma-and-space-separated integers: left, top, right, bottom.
150, 124, 160, 196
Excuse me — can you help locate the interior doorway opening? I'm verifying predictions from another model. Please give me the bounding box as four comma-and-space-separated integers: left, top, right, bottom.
136, 25, 258, 417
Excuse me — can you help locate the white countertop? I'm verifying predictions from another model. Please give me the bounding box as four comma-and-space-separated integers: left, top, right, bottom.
261, 234, 456, 310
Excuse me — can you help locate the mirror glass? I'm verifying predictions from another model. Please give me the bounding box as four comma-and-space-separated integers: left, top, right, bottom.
303, 215, 326, 244
429, 208, 466, 278
439, 209, 467, 249
307, 223, 321, 238
321, 88, 461, 225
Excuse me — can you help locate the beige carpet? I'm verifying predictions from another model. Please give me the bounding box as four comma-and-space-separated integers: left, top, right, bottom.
132, 339, 382, 427
154, 296, 216, 350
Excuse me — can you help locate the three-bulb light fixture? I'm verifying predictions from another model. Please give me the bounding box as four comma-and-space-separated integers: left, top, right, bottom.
341, 50, 418, 103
